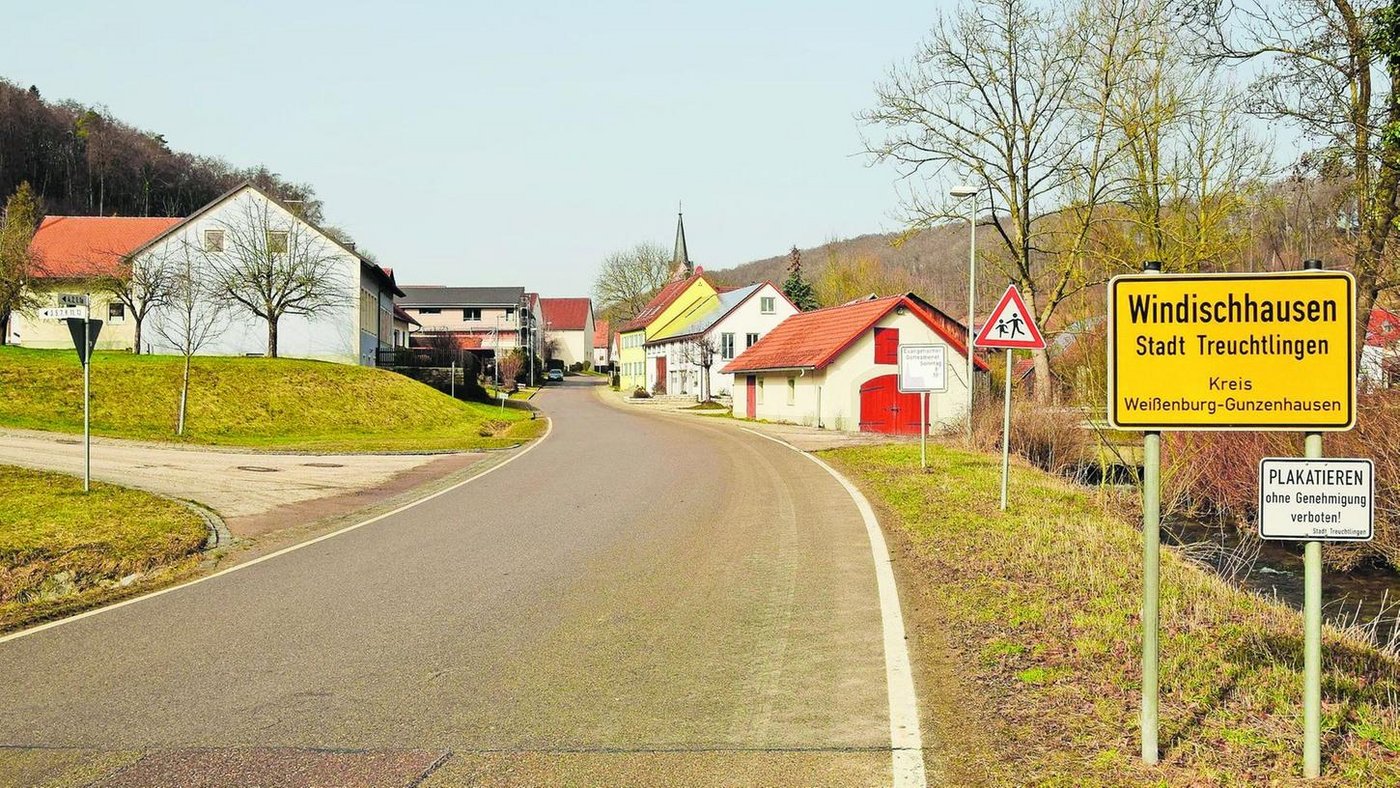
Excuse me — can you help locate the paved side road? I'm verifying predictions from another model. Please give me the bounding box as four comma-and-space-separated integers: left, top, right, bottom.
0, 428, 481, 536
0, 378, 915, 786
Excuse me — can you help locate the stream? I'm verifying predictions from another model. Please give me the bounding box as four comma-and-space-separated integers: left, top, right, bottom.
1163, 517, 1400, 650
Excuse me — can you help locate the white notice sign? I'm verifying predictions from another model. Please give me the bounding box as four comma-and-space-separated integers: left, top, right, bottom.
1258, 458, 1373, 541
898, 344, 947, 393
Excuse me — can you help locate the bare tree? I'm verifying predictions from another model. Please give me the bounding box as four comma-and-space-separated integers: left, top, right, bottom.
862, 0, 1089, 399
1192, 0, 1400, 356
497, 350, 524, 392
202, 197, 347, 357
100, 244, 176, 354
684, 335, 718, 401
153, 241, 227, 436
592, 241, 672, 324
0, 182, 42, 345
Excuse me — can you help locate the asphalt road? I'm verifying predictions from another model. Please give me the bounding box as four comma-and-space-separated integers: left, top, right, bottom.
0, 379, 902, 786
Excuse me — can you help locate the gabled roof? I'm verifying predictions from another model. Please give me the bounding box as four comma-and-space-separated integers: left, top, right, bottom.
399, 286, 525, 307
392, 303, 421, 327
648, 282, 790, 344
28, 216, 183, 279
722, 293, 990, 374
593, 319, 610, 345
617, 270, 709, 333
540, 297, 593, 331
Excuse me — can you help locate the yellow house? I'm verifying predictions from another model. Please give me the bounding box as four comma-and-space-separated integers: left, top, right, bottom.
617, 271, 716, 392
615, 210, 720, 392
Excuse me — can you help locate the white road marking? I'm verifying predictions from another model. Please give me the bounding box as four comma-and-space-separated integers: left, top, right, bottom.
741, 427, 927, 788
0, 418, 554, 646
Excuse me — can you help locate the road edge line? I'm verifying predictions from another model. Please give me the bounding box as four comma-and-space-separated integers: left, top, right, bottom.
0, 417, 555, 646
740, 427, 927, 788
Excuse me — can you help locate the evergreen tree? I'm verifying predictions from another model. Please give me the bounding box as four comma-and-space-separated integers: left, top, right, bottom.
0, 182, 42, 345
781, 245, 819, 311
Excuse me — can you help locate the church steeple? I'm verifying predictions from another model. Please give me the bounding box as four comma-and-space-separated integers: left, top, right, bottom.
671, 205, 692, 280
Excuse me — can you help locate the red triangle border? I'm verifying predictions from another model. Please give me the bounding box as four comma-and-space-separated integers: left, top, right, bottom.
974, 285, 1047, 349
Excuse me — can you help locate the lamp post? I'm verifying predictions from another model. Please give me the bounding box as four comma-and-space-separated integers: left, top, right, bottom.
951, 184, 979, 442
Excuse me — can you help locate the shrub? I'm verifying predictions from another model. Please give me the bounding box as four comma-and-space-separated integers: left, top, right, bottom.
1163, 390, 1400, 570
631, 387, 651, 399
970, 395, 1091, 477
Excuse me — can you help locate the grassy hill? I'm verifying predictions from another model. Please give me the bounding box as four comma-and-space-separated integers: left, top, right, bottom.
0, 348, 542, 452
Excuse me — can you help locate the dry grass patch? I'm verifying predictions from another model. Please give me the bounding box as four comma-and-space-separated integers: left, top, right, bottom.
825, 443, 1400, 785
0, 466, 207, 630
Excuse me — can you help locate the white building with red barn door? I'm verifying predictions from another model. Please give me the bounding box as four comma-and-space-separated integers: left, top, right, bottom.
722, 293, 987, 433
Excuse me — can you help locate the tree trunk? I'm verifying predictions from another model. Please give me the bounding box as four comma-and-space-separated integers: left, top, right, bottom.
0, 311, 8, 346
1031, 347, 1053, 405
266, 316, 279, 358
132, 317, 142, 355
177, 353, 190, 436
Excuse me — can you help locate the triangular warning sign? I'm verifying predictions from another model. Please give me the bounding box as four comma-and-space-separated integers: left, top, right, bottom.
974, 285, 1046, 349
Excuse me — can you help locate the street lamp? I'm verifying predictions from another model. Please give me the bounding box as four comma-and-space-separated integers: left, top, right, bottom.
951, 184, 979, 442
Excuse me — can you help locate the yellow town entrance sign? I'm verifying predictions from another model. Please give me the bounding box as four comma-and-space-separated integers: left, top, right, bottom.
1108, 271, 1356, 430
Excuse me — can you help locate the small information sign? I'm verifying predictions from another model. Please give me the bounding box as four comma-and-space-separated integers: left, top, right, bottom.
898, 344, 946, 393
39, 307, 87, 320
1258, 457, 1373, 541
58, 293, 89, 306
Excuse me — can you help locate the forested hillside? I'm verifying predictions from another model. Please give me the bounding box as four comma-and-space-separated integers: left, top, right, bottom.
0, 80, 318, 220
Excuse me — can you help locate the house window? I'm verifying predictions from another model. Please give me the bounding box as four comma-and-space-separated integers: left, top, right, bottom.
787, 377, 796, 405
721, 332, 735, 359
266, 230, 289, 254
760, 296, 775, 314
108, 302, 125, 322
203, 229, 224, 252
874, 327, 898, 364
464, 308, 482, 321
503, 308, 514, 321
418, 308, 441, 315
746, 332, 759, 348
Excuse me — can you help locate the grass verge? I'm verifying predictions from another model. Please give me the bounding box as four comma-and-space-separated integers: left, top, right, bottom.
0, 465, 207, 631
824, 443, 1400, 785
0, 347, 543, 452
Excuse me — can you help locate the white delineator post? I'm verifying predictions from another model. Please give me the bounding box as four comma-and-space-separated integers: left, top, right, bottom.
1301, 258, 1324, 779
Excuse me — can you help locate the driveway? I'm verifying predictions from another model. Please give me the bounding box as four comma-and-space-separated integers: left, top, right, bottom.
0, 377, 916, 786
0, 428, 485, 537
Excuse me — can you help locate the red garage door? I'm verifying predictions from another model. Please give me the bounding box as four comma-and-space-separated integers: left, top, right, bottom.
858, 374, 924, 434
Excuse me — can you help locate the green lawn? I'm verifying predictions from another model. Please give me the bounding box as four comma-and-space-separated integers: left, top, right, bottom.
825, 443, 1400, 785
0, 466, 207, 630
0, 347, 544, 452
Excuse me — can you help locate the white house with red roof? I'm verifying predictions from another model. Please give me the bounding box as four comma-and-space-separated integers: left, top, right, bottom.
1363, 306, 1400, 388
10, 215, 183, 349
539, 297, 595, 369
15, 182, 404, 366
643, 281, 797, 400
592, 319, 613, 370
722, 293, 988, 433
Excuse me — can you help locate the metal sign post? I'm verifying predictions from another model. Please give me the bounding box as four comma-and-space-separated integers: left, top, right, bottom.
1107, 259, 1358, 776
52, 295, 101, 493
973, 285, 1046, 511
898, 344, 947, 469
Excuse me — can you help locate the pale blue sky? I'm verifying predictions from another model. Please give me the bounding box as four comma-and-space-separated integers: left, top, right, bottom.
5, 1, 940, 296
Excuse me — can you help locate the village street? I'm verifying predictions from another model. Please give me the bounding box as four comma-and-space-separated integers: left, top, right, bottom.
0, 378, 911, 786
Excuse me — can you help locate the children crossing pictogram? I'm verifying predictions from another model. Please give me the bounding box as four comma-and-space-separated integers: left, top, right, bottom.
974, 285, 1046, 350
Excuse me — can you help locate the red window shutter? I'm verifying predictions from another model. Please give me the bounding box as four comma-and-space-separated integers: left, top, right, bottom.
874, 327, 898, 364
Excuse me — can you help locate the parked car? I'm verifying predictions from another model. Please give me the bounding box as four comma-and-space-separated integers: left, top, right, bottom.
547, 369, 564, 382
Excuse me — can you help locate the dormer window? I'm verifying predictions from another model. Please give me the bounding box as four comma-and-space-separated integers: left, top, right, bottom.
203, 229, 225, 252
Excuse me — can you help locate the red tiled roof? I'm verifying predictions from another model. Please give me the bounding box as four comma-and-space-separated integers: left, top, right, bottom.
593, 319, 610, 345
722, 293, 991, 374
1367, 307, 1400, 348
28, 216, 183, 279
617, 271, 708, 333
540, 297, 593, 331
